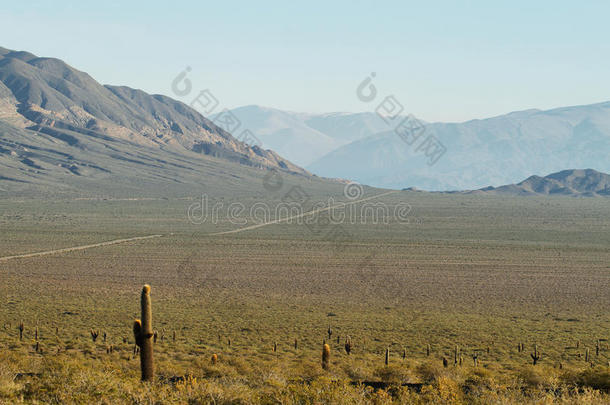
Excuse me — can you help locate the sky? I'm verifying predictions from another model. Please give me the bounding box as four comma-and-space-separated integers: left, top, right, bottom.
1, 0, 609, 122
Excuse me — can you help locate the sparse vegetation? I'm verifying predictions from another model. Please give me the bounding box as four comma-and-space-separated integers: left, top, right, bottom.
0, 194, 608, 403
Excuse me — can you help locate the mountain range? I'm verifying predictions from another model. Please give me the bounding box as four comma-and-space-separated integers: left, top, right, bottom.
211, 105, 397, 167
1, 46, 609, 198
223, 103, 610, 191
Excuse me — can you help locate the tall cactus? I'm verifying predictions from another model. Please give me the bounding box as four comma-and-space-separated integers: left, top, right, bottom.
133, 285, 154, 381
531, 345, 540, 365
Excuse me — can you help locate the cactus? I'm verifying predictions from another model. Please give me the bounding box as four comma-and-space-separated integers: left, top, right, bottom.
327, 325, 332, 340
473, 352, 479, 367
443, 357, 448, 368
153, 331, 158, 344
344, 336, 352, 355
133, 284, 154, 381
35, 327, 38, 341
531, 345, 541, 365
322, 343, 331, 370
211, 353, 218, 364
385, 347, 389, 366
294, 338, 298, 350
18, 322, 24, 340
585, 348, 590, 362
273, 341, 277, 352
402, 348, 406, 360
103, 332, 107, 343
596, 340, 600, 356
91, 329, 99, 342
454, 345, 459, 366
426, 343, 430, 357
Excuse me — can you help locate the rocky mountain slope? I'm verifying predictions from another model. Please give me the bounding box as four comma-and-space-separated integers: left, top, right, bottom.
0, 47, 314, 197
0, 47, 304, 173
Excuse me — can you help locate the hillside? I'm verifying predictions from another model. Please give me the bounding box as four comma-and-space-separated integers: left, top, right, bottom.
0, 47, 317, 197
474, 169, 610, 197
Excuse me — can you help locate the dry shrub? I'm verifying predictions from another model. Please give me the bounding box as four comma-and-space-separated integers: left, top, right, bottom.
561, 366, 610, 391
373, 364, 410, 384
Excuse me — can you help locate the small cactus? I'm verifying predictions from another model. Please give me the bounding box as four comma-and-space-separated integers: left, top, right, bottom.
473, 352, 479, 367
133, 285, 154, 381
273, 341, 277, 352
596, 340, 600, 356
211, 353, 218, 364
91, 329, 99, 342
531, 345, 541, 365
385, 347, 389, 366
454, 345, 459, 366
327, 325, 332, 340
585, 348, 590, 362
18, 322, 24, 340
322, 343, 331, 370
35, 327, 38, 341
402, 348, 406, 360
442, 357, 448, 368
344, 336, 352, 355
294, 338, 298, 350
426, 343, 430, 357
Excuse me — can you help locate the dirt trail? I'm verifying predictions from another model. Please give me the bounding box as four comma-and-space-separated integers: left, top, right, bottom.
0, 234, 164, 262
0, 190, 400, 261
210, 190, 400, 236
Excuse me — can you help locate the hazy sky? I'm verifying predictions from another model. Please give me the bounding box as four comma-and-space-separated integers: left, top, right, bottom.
1, 1, 609, 122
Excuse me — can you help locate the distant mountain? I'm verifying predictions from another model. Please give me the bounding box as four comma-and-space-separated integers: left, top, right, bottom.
214, 106, 398, 166
473, 169, 610, 197
308, 103, 610, 190
0, 47, 315, 197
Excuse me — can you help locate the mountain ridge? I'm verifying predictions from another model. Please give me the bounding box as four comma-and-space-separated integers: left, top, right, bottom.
0, 47, 325, 198
0, 47, 305, 176
308, 101, 610, 190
